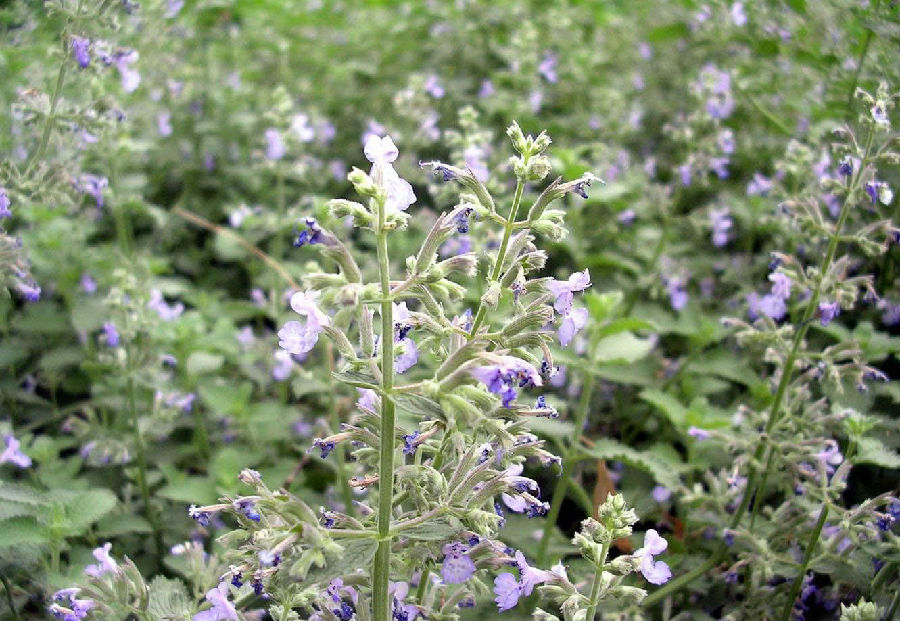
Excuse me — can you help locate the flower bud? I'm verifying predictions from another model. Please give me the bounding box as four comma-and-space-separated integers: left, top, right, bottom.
481, 281, 502, 309
347, 167, 380, 198
507, 121, 528, 154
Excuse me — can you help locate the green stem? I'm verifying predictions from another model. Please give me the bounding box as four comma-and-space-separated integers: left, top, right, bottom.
372, 190, 396, 621
127, 373, 163, 562
467, 168, 528, 339
749, 134, 871, 527
780, 504, 828, 620
647, 133, 875, 608
415, 566, 431, 604
535, 372, 595, 566
26, 54, 68, 175
883, 578, 900, 621
846, 0, 881, 114
585, 540, 610, 621
1, 575, 18, 620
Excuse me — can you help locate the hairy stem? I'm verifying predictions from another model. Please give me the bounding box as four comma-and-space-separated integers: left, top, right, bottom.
585, 540, 610, 621
372, 190, 396, 621
126, 373, 163, 562
781, 503, 828, 620
536, 372, 595, 566
467, 164, 528, 338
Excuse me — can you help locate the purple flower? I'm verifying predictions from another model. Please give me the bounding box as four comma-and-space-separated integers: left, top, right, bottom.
558, 307, 587, 347
188, 505, 212, 526
731, 2, 747, 26
864, 181, 893, 205
471, 357, 542, 408
148, 289, 185, 321
717, 129, 736, 154
697, 64, 734, 119
113, 50, 140, 92
514, 550, 553, 595
16, 280, 41, 302
194, 582, 238, 621
747, 292, 787, 321
687, 426, 710, 440
769, 272, 792, 299
652, 485, 672, 503
293, 218, 326, 247
747, 172, 773, 196
235, 499, 261, 522
679, 163, 692, 187
816, 439, 843, 474
635, 529, 672, 584
878, 300, 900, 326
493, 572, 521, 612
80, 273, 97, 294
1, 434, 31, 468
478, 79, 495, 98
49, 589, 94, 621
710, 157, 730, 179
547, 269, 591, 315
665, 277, 689, 311
709, 207, 732, 247
838, 157, 853, 177
272, 349, 294, 381
441, 542, 476, 583
102, 322, 119, 347
365, 135, 416, 213
871, 103, 889, 126
84, 543, 118, 577
538, 52, 558, 83
818, 300, 840, 326
277, 290, 329, 356
76, 174, 108, 208
71, 36, 90, 68
618, 209, 636, 226
165, 0, 184, 18
395, 337, 419, 373
423, 74, 444, 98
157, 112, 172, 137
440, 235, 472, 257
0, 187, 11, 219
357, 388, 378, 412
265, 128, 285, 161
464, 145, 490, 182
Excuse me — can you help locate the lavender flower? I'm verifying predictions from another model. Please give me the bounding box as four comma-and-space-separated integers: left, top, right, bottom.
76, 174, 108, 208
747, 172, 773, 196
697, 64, 735, 119
272, 349, 294, 381
463, 145, 490, 182
665, 276, 689, 311
71, 36, 90, 68
80, 273, 97, 294
265, 128, 285, 161
157, 112, 172, 137
818, 300, 840, 326
558, 307, 587, 347
277, 290, 329, 356
102, 322, 119, 347
634, 529, 672, 584
423, 74, 444, 98
687, 426, 710, 440
709, 207, 733, 247
84, 542, 118, 577
731, 2, 747, 26
864, 180, 893, 205
49, 588, 94, 621
538, 51, 558, 83
194, 582, 238, 621
394, 337, 419, 373
148, 289, 185, 321
165, 0, 184, 18
547, 269, 591, 315
1, 434, 31, 468
441, 542, 476, 583
113, 50, 140, 92
0, 187, 10, 219
493, 572, 522, 612
470, 357, 542, 408
478, 79, 495, 98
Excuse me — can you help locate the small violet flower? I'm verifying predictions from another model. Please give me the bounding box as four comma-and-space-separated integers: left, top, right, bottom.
470, 357, 542, 408
277, 290, 329, 356
102, 322, 119, 347
71, 36, 90, 68
635, 529, 672, 584
193, 582, 238, 621
364, 135, 417, 213
84, 542, 118, 577
0, 187, 10, 219
1, 434, 31, 468
441, 542, 477, 584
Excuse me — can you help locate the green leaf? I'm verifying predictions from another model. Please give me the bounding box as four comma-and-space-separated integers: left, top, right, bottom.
0, 517, 49, 548
147, 576, 192, 621
640, 389, 688, 427
576, 438, 682, 489
397, 518, 460, 541
594, 318, 656, 339
95, 513, 153, 538
186, 351, 225, 376
393, 393, 443, 418
854, 437, 900, 469
332, 370, 378, 389
593, 332, 654, 365
158, 477, 218, 505
585, 290, 623, 322
302, 538, 378, 584
527, 417, 576, 439
48, 489, 118, 533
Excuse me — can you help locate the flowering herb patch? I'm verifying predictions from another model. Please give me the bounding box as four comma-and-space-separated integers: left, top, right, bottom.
0, 1, 898, 620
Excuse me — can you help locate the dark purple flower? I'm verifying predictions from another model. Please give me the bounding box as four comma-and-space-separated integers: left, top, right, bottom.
293, 218, 325, 247
818, 301, 840, 326
71, 36, 90, 68
471, 357, 542, 408
102, 322, 119, 347
403, 431, 420, 456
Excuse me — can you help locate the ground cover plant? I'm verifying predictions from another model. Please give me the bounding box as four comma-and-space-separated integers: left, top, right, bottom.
1, 1, 899, 620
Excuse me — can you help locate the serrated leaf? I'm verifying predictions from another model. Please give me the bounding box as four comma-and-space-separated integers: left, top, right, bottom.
147, 576, 192, 621
392, 393, 443, 418
854, 437, 900, 469
594, 318, 656, 339
303, 538, 378, 584
48, 489, 118, 533
640, 389, 688, 427
397, 518, 460, 541
0, 517, 50, 548
95, 513, 153, 538
0, 482, 47, 506
576, 438, 682, 490
585, 291, 623, 322
332, 370, 378, 389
